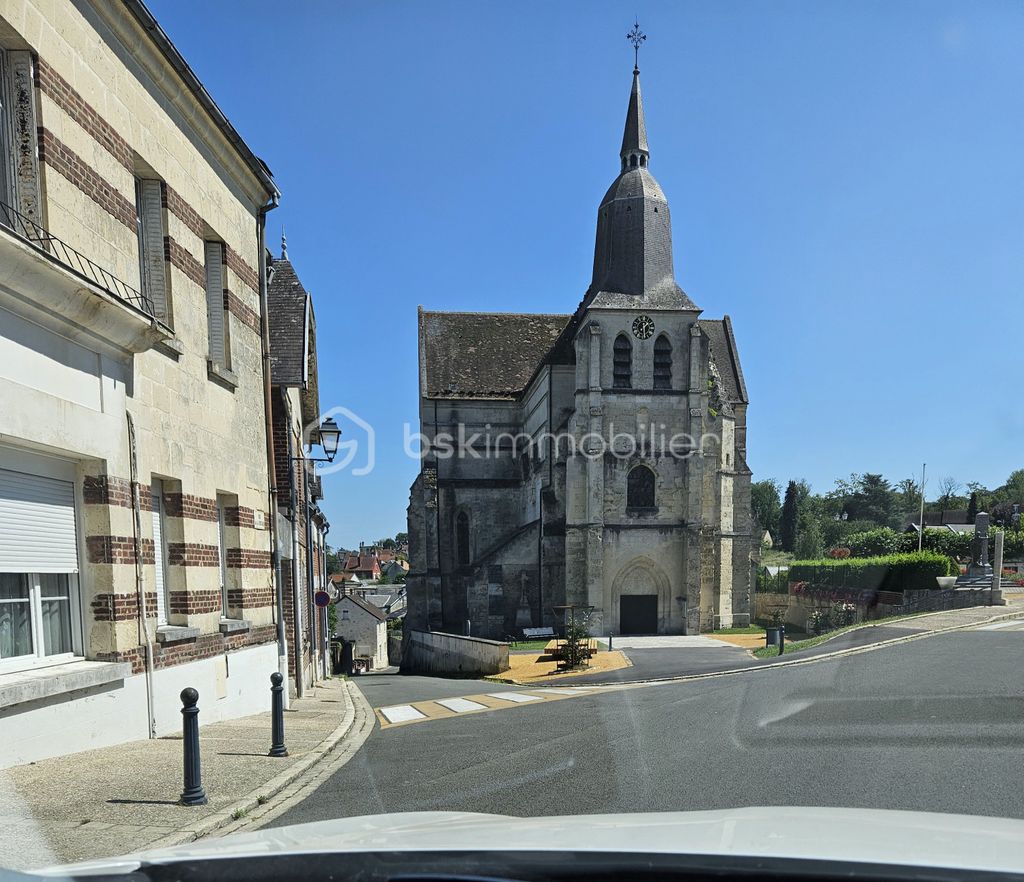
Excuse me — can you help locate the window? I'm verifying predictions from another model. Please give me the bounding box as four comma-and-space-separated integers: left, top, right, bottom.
150, 478, 169, 626
613, 334, 632, 389
341, 608, 350, 621
654, 334, 672, 389
135, 178, 171, 322
204, 241, 230, 369
626, 465, 656, 510
0, 573, 76, 662
456, 511, 470, 567
0, 462, 81, 667
216, 496, 228, 617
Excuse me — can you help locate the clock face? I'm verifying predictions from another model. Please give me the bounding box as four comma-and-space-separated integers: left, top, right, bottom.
632, 314, 655, 340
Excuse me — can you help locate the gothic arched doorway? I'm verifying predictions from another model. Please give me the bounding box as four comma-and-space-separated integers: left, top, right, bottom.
609, 558, 671, 635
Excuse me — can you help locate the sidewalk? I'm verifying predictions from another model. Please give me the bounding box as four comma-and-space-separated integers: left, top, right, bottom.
0, 677, 368, 872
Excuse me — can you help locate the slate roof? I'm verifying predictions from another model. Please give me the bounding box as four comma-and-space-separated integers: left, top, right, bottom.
267, 257, 309, 387
419, 309, 571, 399
340, 593, 387, 622
699, 316, 748, 404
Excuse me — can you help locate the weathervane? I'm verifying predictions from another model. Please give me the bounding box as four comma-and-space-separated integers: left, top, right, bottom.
627, 21, 646, 71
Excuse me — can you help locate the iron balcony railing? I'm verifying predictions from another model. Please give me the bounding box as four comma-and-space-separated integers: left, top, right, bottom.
0, 198, 155, 317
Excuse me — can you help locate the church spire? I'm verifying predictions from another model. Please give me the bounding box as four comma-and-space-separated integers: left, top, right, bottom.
621, 23, 649, 172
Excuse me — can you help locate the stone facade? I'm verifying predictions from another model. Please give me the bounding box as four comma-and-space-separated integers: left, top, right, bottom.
0, 0, 281, 765
405, 67, 753, 639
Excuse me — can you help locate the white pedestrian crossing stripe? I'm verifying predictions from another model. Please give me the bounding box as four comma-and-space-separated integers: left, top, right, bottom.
436, 697, 487, 713
380, 704, 427, 723
486, 692, 542, 703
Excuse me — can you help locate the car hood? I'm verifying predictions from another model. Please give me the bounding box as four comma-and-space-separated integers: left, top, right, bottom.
41, 807, 1024, 876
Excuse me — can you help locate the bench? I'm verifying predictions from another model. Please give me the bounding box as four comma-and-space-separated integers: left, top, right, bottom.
522, 626, 556, 641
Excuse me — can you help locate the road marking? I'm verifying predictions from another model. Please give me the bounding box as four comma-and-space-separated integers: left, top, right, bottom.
537, 688, 592, 695
978, 620, 1021, 631
436, 697, 488, 713
486, 692, 542, 703
379, 704, 426, 723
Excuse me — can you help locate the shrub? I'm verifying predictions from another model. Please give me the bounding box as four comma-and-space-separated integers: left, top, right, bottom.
788, 551, 954, 592
806, 602, 857, 635
844, 527, 909, 558
827, 546, 851, 559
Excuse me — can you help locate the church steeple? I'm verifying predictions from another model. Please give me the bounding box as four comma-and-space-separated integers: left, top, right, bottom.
587, 43, 697, 310
619, 67, 649, 173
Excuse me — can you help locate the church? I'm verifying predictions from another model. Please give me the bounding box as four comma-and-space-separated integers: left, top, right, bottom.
404, 58, 753, 639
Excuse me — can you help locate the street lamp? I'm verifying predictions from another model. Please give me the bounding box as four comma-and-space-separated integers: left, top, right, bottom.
307, 417, 341, 463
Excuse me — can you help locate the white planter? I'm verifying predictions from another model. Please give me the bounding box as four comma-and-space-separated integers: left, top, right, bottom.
936, 576, 958, 589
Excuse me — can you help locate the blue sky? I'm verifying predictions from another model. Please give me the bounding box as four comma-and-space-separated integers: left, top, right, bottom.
149, 0, 1023, 549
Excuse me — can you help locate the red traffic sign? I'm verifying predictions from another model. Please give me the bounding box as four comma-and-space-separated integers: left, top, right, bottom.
314, 590, 332, 608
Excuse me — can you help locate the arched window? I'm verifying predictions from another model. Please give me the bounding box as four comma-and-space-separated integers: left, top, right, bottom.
640, 155, 647, 167
456, 511, 470, 567
613, 334, 632, 389
627, 465, 656, 510
654, 334, 672, 389
630, 154, 638, 168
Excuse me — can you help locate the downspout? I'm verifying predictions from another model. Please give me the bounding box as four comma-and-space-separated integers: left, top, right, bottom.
283, 388, 305, 697
127, 412, 156, 739
257, 196, 289, 708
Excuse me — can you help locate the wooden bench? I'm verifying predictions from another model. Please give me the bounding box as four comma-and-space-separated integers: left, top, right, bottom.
522, 626, 556, 641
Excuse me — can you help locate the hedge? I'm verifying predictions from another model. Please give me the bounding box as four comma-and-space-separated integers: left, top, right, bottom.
788, 551, 956, 592
840, 527, 1024, 561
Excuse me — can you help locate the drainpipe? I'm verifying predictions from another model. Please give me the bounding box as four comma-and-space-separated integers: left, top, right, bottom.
321, 519, 330, 679
127, 412, 156, 739
283, 388, 304, 697
257, 196, 289, 708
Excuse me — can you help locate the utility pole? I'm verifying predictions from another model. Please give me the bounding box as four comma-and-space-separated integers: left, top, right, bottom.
917, 463, 927, 552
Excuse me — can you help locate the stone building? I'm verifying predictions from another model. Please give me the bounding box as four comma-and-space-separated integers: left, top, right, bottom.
267, 237, 331, 694
405, 64, 752, 639
0, 0, 281, 766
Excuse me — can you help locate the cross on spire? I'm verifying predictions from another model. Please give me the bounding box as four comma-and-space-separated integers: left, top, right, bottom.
626, 21, 646, 72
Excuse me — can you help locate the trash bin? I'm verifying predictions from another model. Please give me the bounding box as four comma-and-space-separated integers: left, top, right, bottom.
765, 626, 781, 647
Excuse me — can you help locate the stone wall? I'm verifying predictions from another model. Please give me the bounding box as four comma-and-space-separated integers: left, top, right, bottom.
401, 629, 510, 678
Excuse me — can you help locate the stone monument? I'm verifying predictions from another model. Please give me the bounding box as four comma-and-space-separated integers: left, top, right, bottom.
967, 511, 994, 579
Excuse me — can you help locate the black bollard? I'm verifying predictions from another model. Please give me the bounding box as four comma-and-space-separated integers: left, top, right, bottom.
778, 625, 785, 656
179, 687, 208, 806
269, 671, 288, 757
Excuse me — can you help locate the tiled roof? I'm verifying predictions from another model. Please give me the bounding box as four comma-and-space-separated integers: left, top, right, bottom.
419, 309, 571, 399
267, 257, 308, 387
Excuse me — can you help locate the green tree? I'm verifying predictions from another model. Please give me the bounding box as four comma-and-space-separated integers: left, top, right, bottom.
780, 481, 799, 552
845, 473, 898, 527
795, 520, 823, 559
751, 479, 782, 539
967, 491, 978, 524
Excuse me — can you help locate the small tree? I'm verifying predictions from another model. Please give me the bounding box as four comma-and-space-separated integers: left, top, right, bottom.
561, 612, 593, 669
967, 491, 978, 524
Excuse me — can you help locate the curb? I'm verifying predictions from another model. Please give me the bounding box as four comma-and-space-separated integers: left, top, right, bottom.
145, 679, 369, 849
528, 606, 1024, 692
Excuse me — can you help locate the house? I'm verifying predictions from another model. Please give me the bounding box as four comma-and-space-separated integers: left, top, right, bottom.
405, 62, 752, 638
344, 551, 381, 581
0, 0, 281, 767
268, 234, 331, 696
334, 595, 388, 670
381, 559, 409, 580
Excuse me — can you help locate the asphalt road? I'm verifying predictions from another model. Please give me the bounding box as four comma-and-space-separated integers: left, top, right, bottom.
271, 628, 1024, 826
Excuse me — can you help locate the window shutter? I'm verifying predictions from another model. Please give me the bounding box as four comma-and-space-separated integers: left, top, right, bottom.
151, 483, 168, 625
138, 180, 168, 318
204, 241, 227, 366
0, 469, 79, 574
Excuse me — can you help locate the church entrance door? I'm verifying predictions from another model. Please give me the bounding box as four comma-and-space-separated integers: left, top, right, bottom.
620, 594, 658, 635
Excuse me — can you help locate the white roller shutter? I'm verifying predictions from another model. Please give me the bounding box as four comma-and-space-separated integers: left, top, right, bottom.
151, 483, 168, 625
0, 468, 79, 573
